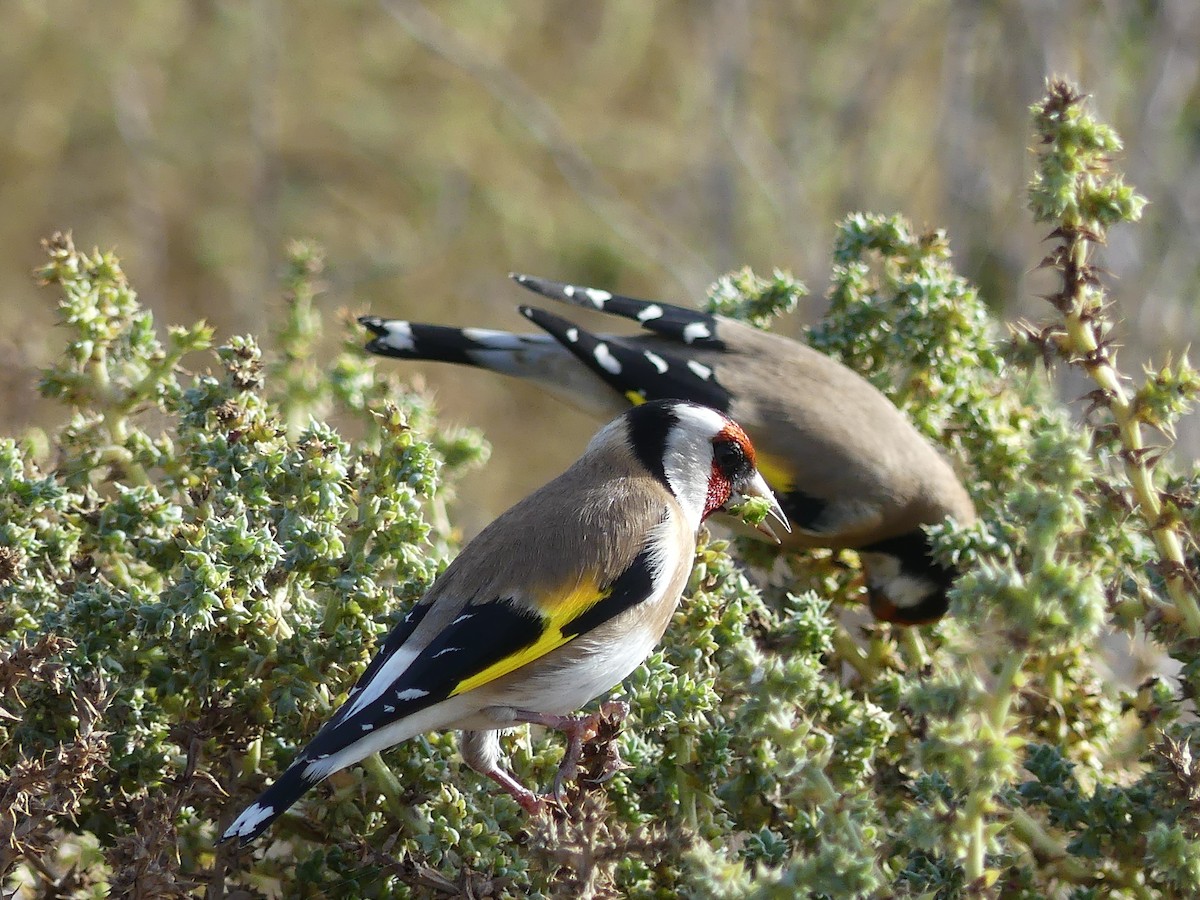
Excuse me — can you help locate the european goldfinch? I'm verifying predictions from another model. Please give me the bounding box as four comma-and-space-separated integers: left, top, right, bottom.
220, 400, 787, 846
359, 274, 976, 625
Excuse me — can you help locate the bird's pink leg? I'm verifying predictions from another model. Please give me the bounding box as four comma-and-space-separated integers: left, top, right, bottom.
483, 766, 545, 815
460, 728, 546, 815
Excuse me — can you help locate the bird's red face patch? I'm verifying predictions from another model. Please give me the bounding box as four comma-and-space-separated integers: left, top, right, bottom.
704, 422, 756, 520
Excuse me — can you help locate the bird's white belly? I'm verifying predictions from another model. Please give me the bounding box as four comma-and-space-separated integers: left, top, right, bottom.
490, 623, 663, 715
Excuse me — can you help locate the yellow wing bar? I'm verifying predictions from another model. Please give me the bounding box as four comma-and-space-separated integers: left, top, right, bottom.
449, 578, 610, 697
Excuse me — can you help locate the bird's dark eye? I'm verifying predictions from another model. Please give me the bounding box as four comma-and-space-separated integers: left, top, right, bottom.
713, 437, 747, 479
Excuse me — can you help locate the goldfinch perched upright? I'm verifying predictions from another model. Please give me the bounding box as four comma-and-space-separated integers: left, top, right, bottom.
220, 400, 787, 846
359, 274, 976, 626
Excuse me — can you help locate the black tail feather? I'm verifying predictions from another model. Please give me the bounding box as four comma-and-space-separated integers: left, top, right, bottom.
358, 316, 491, 366
219, 761, 322, 847
510, 273, 726, 350
519, 306, 732, 413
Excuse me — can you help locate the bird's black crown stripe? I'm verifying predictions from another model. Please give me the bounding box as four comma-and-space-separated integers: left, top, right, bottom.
520, 306, 733, 414
621, 401, 679, 491
511, 273, 727, 350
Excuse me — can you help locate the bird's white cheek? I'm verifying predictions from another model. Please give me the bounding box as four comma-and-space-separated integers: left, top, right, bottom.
662, 450, 711, 532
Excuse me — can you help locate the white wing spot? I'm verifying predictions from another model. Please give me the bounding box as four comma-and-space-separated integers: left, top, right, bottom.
344, 646, 418, 717
361, 723, 374, 731
687, 360, 713, 380
682, 322, 712, 344
584, 287, 612, 308
564, 284, 576, 297
644, 351, 669, 374
451, 614, 473, 626
433, 647, 459, 658
382, 321, 415, 351
384, 704, 395, 713
637, 304, 664, 322
594, 343, 622, 374
565, 328, 579, 343
396, 688, 429, 701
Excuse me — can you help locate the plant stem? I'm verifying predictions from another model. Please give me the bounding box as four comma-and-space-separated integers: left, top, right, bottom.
897, 627, 929, 671
362, 752, 406, 819
1009, 807, 1091, 883
830, 626, 876, 681
963, 650, 1027, 883
1061, 235, 1200, 635
964, 792, 988, 883
988, 650, 1026, 730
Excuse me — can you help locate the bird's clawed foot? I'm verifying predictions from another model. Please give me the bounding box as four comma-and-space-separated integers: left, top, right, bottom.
515, 700, 630, 814
579, 700, 629, 786
549, 700, 629, 809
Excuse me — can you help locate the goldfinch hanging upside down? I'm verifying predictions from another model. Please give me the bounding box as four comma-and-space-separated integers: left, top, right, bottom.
359, 274, 976, 625
219, 399, 787, 846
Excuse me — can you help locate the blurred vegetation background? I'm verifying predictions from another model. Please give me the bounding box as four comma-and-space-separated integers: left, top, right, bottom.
4, 0, 1200, 527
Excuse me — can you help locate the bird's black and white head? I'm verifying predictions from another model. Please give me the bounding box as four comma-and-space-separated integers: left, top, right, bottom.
596, 400, 789, 537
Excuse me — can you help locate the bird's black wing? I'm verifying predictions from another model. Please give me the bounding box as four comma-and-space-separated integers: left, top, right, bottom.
519, 306, 733, 414
511, 273, 726, 350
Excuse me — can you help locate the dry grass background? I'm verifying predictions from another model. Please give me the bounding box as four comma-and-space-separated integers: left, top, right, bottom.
3, 0, 1200, 530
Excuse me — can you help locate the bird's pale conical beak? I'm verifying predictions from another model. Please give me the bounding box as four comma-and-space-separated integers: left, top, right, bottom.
731, 470, 791, 543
